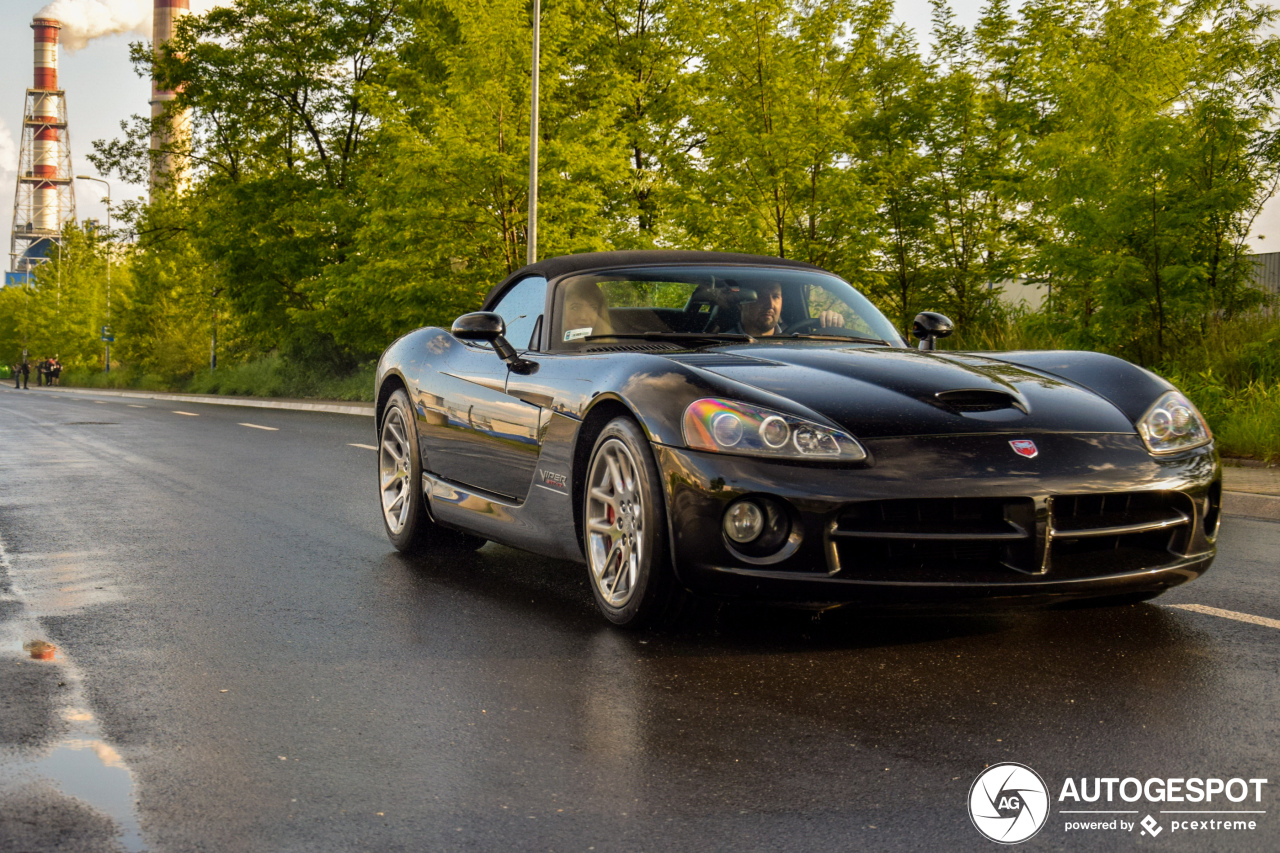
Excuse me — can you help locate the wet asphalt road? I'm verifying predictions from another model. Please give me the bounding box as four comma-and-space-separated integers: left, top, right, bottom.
1, 385, 1278, 852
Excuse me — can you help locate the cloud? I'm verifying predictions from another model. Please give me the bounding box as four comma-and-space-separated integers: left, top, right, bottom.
0, 120, 17, 174
1, 120, 17, 269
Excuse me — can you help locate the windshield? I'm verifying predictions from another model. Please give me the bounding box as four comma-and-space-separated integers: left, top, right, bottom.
552, 266, 903, 349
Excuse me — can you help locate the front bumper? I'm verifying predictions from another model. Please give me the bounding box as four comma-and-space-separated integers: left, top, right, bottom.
654, 432, 1220, 607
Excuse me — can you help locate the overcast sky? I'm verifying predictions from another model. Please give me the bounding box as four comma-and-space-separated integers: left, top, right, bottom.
0, 0, 1273, 277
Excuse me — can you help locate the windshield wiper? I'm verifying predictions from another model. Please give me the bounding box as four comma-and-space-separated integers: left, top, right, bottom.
585, 331, 756, 343
770, 333, 891, 345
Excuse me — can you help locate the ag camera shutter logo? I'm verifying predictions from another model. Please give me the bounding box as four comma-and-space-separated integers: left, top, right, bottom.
969, 762, 1050, 844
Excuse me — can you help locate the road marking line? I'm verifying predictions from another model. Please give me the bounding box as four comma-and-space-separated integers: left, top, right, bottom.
1165, 603, 1280, 630
94, 400, 109, 404
239, 423, 278, 431
127, 404, 146, 409
349, 443, 377, 450
172, 411, 199, 417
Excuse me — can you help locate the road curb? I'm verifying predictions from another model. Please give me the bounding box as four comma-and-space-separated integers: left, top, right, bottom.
18, 386, 375, 417
1223, 491, 1280, 522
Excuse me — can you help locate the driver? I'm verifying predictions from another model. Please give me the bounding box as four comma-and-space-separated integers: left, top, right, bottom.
562, 280, 613, 340
735, 281, 846, 336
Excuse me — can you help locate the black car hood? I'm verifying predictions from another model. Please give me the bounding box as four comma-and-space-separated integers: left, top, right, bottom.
663, 345, 1137, 439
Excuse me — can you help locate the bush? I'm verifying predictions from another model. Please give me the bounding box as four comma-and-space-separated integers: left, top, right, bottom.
59, 354, 375, 403
185, 354, 375, 401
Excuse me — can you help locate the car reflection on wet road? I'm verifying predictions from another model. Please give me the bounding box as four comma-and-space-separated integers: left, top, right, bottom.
1, 386, 1278, 851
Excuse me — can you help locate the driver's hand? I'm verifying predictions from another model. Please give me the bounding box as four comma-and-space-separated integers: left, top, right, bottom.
817, 310, 845, 328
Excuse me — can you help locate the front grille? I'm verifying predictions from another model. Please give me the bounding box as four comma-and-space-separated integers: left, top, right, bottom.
1049, 491, 1192, 578
830, 497, 1037, 581
827, 491, 1193, 582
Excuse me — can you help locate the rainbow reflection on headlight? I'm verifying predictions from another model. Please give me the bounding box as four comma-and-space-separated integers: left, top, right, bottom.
682, 398, 866, 461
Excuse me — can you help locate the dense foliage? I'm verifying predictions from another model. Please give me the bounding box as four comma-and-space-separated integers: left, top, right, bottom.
3, 0, 1279, 395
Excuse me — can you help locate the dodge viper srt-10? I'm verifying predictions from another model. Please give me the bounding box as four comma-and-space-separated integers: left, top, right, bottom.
374, 251, 1220, 626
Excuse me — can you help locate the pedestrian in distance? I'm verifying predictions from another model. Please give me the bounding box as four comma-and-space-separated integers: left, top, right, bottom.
10, 363, 18, 389
19, 360, 29, 389
50, 355, 61, 386
36, 357, 46, 387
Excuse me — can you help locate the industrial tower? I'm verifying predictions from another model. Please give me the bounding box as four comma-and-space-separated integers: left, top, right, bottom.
10, 17, 76, 277
150, 0, 192, 193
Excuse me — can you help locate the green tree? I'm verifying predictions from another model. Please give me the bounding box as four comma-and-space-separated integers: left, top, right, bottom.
683, 0, 888, 276
855, 21, 935, 330
1, 225, 128, 371
1015, 0, 1280, 363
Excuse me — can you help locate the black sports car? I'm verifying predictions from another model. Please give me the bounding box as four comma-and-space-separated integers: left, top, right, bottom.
374, 251, 1221, 626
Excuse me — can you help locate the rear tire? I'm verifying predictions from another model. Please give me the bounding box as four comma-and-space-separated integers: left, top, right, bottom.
583, 416, 688, 627
380, 389, 486, 554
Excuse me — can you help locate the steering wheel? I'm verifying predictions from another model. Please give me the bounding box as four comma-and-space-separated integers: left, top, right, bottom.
780, 317, 823, 335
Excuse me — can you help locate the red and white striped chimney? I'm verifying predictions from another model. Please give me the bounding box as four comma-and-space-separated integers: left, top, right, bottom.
150, 0, 191, 192
31, 17, 62, 233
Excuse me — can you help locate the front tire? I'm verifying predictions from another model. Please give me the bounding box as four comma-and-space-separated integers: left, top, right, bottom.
583, 416, 686, 627
380, 388, 485, 554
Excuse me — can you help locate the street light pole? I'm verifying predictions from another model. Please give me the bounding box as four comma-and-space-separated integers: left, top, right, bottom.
76, 175, 112, 372
527, 0, 540, 266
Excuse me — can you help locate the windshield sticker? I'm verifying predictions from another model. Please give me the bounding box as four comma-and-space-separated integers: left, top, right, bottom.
564, 327, 593, 341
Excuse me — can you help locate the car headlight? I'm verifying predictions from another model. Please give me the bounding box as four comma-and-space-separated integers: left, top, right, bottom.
1137, 391, 1211, 454
682, 398, 866, 461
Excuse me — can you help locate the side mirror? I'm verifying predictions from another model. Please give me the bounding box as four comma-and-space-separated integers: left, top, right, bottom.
912, 312, 954, 351
451, 311, 505, 342
451, 312, 535, 373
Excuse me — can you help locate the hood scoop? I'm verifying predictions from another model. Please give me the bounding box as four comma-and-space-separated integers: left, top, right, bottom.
934, 388, 1029, 417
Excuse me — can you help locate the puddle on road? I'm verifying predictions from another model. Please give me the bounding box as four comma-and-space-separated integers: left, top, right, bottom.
0, 535, 147, 851
1, 722, 148, 852
6, 551, 123, 615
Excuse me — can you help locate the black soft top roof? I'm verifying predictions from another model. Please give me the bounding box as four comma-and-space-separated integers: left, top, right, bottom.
481, 250, 826, 309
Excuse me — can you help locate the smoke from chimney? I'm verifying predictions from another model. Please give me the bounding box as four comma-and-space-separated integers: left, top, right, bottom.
36, 0, 222, 52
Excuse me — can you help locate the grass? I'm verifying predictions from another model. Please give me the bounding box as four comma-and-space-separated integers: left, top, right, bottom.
184, 354, 375, 402
60, 354, 376, 403
1157, 371, 1280, 464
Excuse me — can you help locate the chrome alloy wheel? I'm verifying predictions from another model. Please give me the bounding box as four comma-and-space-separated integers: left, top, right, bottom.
586, 438, 645, 608
380, 406, 414, 534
